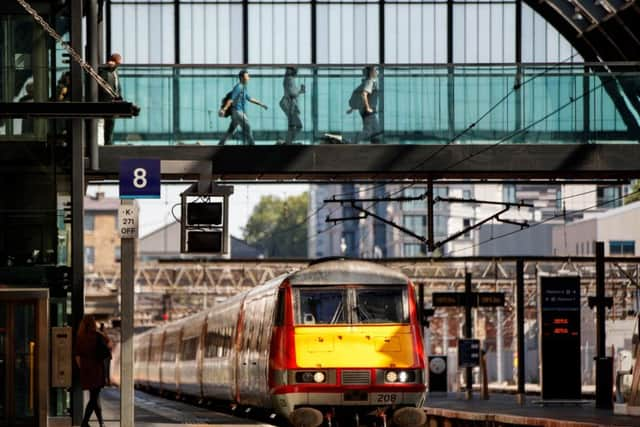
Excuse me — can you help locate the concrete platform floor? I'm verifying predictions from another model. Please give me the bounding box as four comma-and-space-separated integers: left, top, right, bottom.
86, 388, 274, 426
425, 392, 640, 426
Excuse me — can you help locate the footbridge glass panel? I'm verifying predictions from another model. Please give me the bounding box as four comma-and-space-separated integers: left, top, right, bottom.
113, 65, 638, 146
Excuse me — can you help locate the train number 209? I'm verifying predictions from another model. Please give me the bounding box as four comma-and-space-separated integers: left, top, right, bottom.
376, 393, 399, 404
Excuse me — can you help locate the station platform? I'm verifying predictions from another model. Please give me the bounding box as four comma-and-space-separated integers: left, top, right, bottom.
90, 388, 273, 426
85, 388, 640, 427
424, 392, 639, 427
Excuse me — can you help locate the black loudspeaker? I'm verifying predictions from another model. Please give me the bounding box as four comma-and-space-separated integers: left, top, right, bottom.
428, 355, 448, 392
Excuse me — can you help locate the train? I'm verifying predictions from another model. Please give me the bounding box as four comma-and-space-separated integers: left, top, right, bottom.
111, 259, 428, 427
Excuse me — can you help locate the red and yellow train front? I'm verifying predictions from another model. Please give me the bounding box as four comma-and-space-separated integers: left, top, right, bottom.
270, 282, 426, 420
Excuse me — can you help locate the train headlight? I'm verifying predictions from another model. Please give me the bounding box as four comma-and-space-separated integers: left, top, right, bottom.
313, 371, 326, 383
385, 370, 398, 383
398, 371, 409, 383
295, 371, 327, 383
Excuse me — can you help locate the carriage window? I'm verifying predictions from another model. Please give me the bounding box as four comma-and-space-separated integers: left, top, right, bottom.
296, 289, 346, 325
181, 337, 199, 361
205, 332, 218, 358
151, 336, 163, 362
162, 340, 177, 362
354, 287, 407, 324
205, 328, 233, 358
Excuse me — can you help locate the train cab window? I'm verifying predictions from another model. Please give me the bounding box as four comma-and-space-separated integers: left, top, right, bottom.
296, 289, 346, 325
354, 287, 408, 324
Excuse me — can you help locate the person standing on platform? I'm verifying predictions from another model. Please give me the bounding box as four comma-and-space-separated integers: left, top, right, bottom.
280, 67, 305, 144
218, 70, 268, 145
75, 314, 112, 427
98, 322, 112, 385
347, 65, 382, 144
98, 53, 123, 146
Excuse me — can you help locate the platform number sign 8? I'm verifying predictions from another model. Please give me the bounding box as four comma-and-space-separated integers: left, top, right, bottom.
133, 168, 148, 189
119, 159, 160, 199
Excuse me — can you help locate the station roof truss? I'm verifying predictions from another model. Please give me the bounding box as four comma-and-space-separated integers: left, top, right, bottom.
84, 257, 640, 324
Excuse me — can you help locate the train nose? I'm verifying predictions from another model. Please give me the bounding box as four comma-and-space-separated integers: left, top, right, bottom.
392, 407, 427, 427
290, 407, 324, 427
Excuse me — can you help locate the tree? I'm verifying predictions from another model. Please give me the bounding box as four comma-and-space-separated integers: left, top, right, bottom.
624, 180, 640, 205
243, 192, 309, 257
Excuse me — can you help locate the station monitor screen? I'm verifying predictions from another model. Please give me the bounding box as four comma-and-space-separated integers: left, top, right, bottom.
187, 202, 223, 226
187, 230, 223, 253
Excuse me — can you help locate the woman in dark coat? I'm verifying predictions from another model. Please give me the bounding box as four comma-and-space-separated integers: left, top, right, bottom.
75, 314, 111, 427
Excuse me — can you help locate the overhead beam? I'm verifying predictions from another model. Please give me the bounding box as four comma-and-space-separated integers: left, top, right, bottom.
94, 144, 640, 180
0, 102, 140, 118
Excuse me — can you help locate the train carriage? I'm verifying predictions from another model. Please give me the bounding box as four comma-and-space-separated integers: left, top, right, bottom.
202, 293, 244, 401
114, 259, 427, 426
177, 311, 208, 397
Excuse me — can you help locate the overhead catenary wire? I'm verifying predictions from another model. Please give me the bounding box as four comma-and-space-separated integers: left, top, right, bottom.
356, 186, 610, 257
329, 53, 580, 200
336, 72, 616, 252
294, 56, 587, 250
446, 188, 640, 257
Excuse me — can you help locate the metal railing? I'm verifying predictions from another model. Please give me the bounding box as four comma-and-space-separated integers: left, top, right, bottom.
112, 64, 640, 145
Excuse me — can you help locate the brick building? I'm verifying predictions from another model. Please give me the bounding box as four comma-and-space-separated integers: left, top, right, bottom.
84, 193, 123, 271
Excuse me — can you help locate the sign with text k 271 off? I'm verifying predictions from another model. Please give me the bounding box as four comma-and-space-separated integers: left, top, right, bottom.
119, 159, 160, 199
118, 204, 139, 239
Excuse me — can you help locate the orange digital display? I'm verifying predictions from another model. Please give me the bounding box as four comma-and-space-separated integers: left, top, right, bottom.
553, 327, 569, 334
553, 318, 569, 324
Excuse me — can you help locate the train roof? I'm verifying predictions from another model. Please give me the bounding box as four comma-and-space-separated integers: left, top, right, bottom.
287, 259, 408, 286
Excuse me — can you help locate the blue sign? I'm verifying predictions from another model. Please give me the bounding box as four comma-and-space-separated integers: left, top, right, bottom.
119, 159, 160, 199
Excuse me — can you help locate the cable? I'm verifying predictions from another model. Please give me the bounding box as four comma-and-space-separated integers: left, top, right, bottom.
343, 71, 614, 251
315, 56, 585, 251
447, 188, 640, 256
329, 54, 580, 200
359, 186, 605, 256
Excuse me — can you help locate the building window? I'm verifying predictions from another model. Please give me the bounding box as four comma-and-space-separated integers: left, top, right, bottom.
84, 214, 95, 231
402, 188, 427, 210
434, 187, 449, 199
555, 189, 562, 210
463, 218, 471, 238
115, 246, 121, 262
404, 243, 426, 257
597, 186, 622, 208
403, 215, 426, 235
435, 215, 448, 239
463, 189, 472, 200
502, 184, 516, 204
85, 246, 95, 265
609, 241, 635, 256
342, 232, 357, 257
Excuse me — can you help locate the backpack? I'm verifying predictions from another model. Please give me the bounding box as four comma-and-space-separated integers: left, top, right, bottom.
220, 91, 232, 117
348, 85, 364, 110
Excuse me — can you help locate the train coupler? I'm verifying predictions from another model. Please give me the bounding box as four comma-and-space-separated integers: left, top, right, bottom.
391, 407, 426, 427
290, 407, 324, 427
